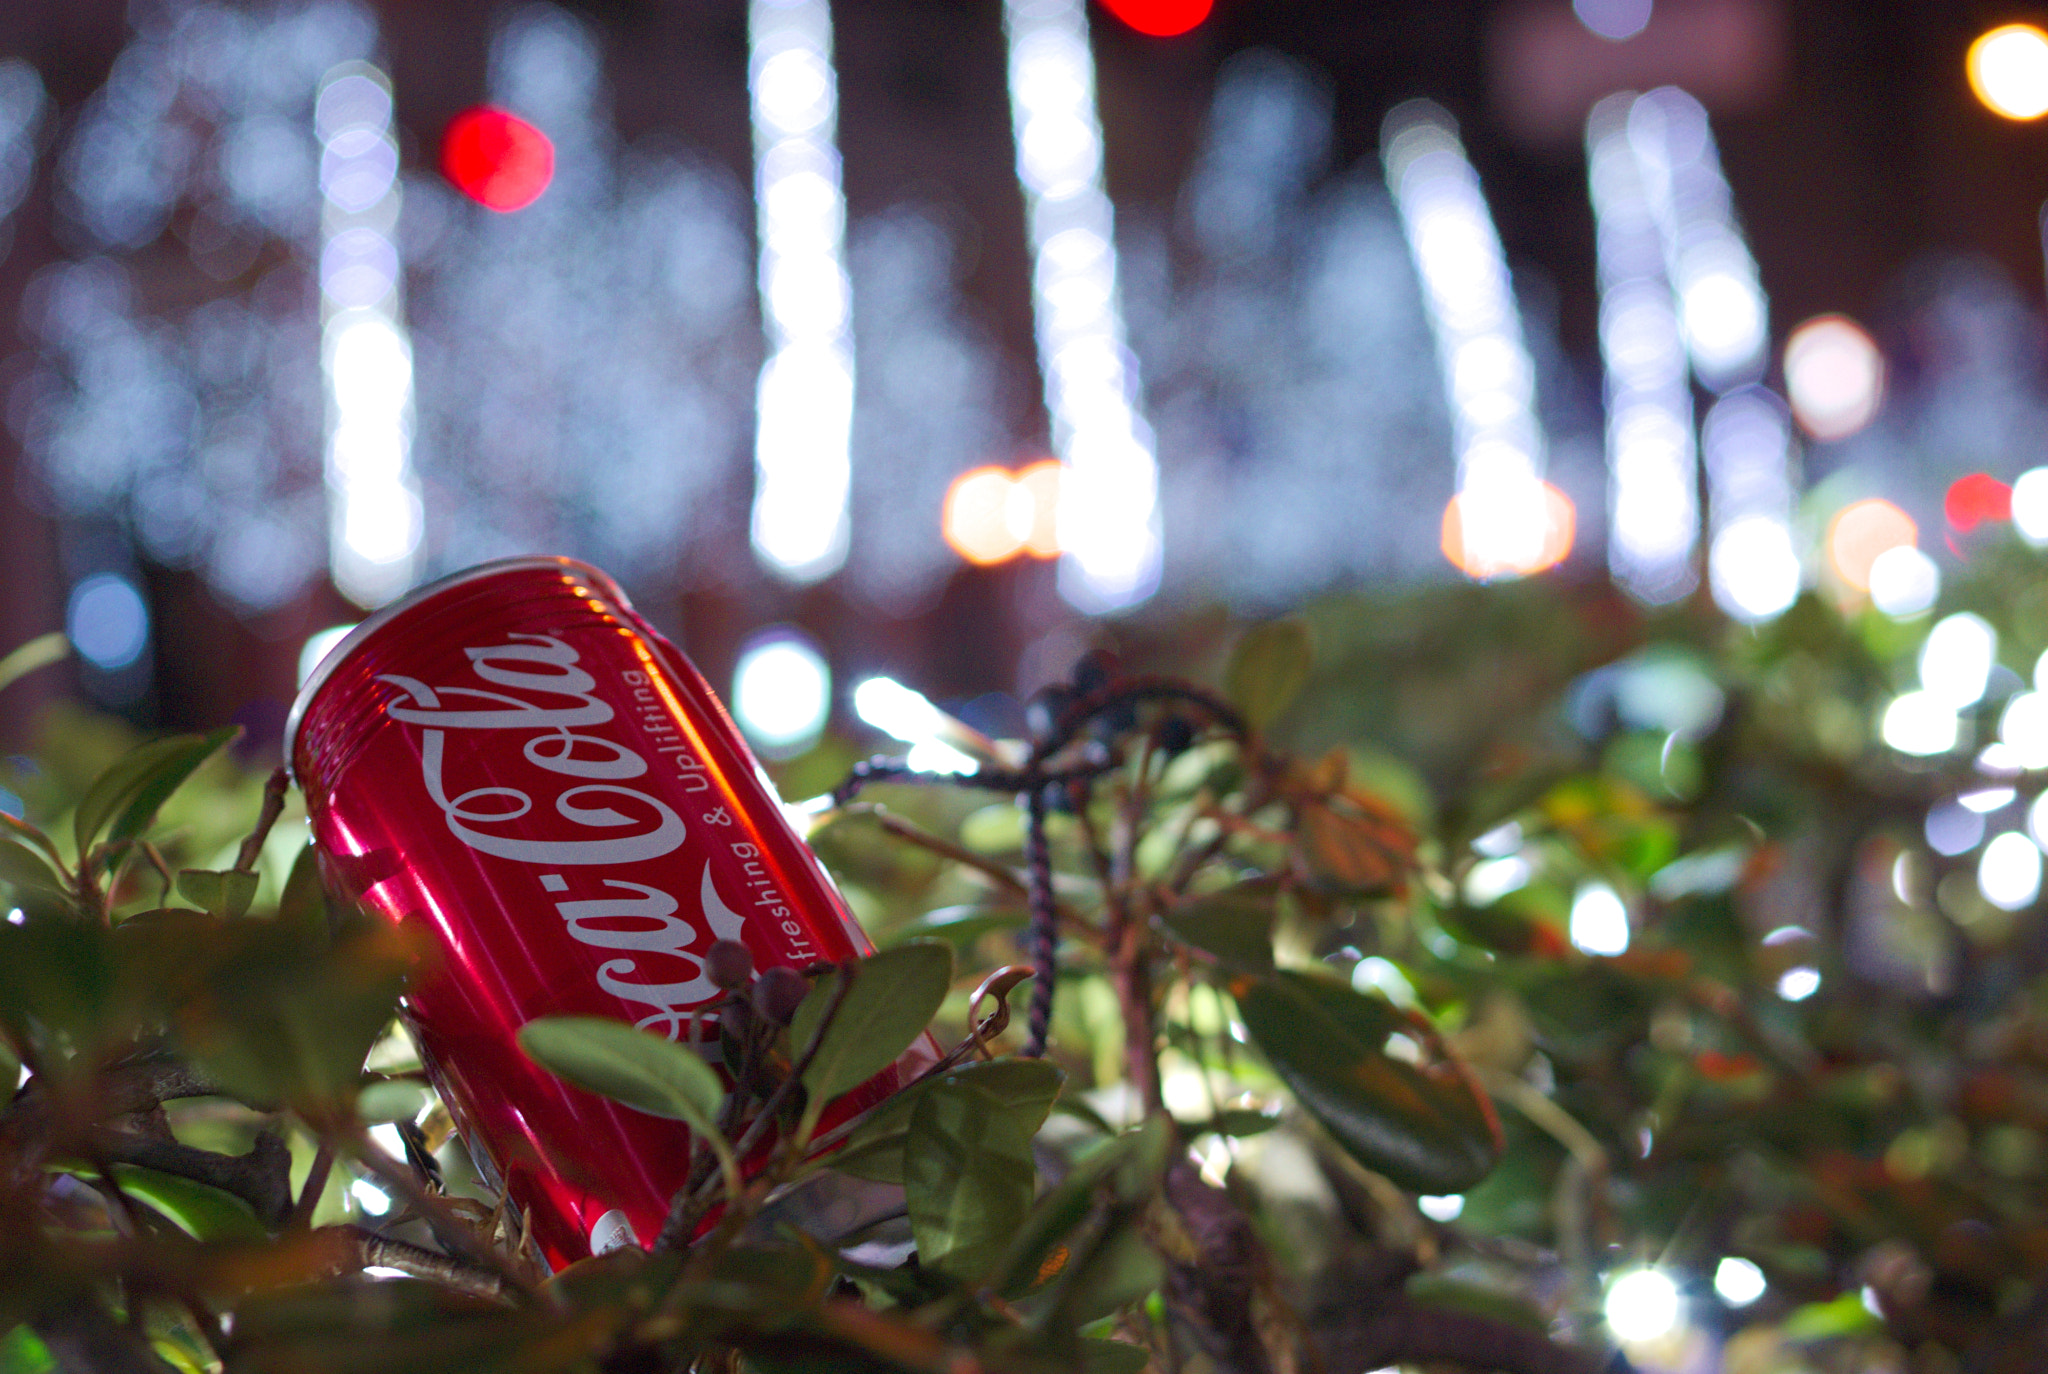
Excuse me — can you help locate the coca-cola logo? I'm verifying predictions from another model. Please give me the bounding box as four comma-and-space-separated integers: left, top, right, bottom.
379, 633, 741, 1040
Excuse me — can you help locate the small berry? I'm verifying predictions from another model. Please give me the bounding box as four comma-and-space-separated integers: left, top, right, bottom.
754, 965, 811, 1025
1072, 649, 1119, 696
1156, 716, 1196, 756
707, 939, 755, 989
1026, 684, 1074, 742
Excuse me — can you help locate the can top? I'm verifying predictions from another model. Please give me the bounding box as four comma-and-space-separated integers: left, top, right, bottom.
283, 555, 609, 770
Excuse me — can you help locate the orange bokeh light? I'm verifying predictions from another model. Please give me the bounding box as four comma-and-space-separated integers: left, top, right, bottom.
1016, 459, 1063, 558
1439, 483, 1576, 579
943, 461, 1067, 566
1826, 497, 1916, 591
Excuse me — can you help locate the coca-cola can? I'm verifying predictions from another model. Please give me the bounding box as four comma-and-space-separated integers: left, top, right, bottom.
288, 556, 916, 1267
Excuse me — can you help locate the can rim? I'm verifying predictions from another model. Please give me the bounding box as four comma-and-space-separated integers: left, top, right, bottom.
283, 555, 604, 770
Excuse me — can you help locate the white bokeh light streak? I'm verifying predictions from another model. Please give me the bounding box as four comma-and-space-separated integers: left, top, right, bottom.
1588, 93, 1697, 603
318, 61, 421, 610
1004, 0, 1161, 611
749, 0, 856, 582
1599, 89, 1796, 617
1384, 102, 1551, 579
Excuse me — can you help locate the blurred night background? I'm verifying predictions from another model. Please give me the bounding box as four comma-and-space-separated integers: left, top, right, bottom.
4, 0, 2048, 763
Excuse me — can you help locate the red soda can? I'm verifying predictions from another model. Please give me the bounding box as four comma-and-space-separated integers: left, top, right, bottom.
288, 556, 915, 1268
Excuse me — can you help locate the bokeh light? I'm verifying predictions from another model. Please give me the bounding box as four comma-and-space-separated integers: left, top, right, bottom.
1868, 545, 1940, 619
1930, 800, 1987, 856
1709, 515, 1802, 623
732, 630, 832, 758
1946, 473, 2012, 531
1574, 0, 1652, 41
1979, 831, 2043, 911
1921, 612, 1996, 710
942, 461, 1065, 566
1417, 1194, 1465, 1222
1605, 1268, 1682, 1343
1570, 882, 1631, 957
297, 624, 358, 687
1968, 24, 2048, 121
943, 466, 1023, 565
2000, 692, 2048, 768
1826, 498, 1915, 591
1098, 0, 1213, 38
67, 573, 149, 672
1777, 966, 1822, 1001
2012, 467, 2048, 545
1784, 315, 1884, 441
441, 106, 555, 211
853, 676, 975, 774
1882, 691, 1959, 756
1439, 481, 1575, 579
1714, 1257, 1767, 1307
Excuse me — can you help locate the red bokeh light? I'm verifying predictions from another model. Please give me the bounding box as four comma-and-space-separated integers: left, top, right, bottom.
1099, 0, 1213, 38
441, 107, 555, 212
1945, 473, 2012, 531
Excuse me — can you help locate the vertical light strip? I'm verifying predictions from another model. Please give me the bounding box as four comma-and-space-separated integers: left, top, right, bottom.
1629, 87, 1798, 621
1383, 101, 1550, 579
1587, 92, 1697, 604
1003, 0, 1160, 612
317, 61, 421, 610
1700, 386, 1801, 620
748, 0, 855, 583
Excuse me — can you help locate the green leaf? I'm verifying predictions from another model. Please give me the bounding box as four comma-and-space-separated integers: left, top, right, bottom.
902, 1060, 1063, 1281
0, 916, 116, 1046
791, 941, 952, 1104
72, 727, 239, 858
1183, 1107, 1279, 1139
276, 844, 334, 949
1235, 970, 1499, 1194
1078, 1338, 1151, 1374
176, 868, 259, 920
357, 1078, 433, 1124
178, 923, 411, 1109
517, 1016, 724, 1129
0, 836, 67, 900
109, 1163, 268, 1241
1781, 1290, 1882, 1340
1226, 619, 1313, 730
1160, 888, 1275, 973
880, 904, 1024, 950
0, 632, 66, 696
993, 1119, 1170, 1299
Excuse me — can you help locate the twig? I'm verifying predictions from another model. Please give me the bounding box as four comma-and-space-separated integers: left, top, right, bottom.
1316, 1293, 1611, 1374
344, 1128, 533, 1296
327, 1225, 515, 1301
234, 767, 291, 874
1022, 785, 1057, 1059
140, 843, 175, 906
289, 1143, 334, 1230
656, 964, 858, 1250
842, 804, 1029, 899
1029, 677, 1249, 766
95, 1129, 295, 1230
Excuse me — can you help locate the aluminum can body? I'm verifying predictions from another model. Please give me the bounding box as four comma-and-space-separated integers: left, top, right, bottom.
288, 556, 907, 1268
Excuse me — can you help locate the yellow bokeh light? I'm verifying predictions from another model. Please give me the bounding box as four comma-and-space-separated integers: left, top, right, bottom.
1969, 23, 2048, 120
1440, 482, 1576, 579
1826, 497, 1916, 592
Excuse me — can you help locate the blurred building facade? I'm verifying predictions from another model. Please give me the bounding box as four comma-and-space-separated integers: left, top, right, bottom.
2, 0, 2047, 751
